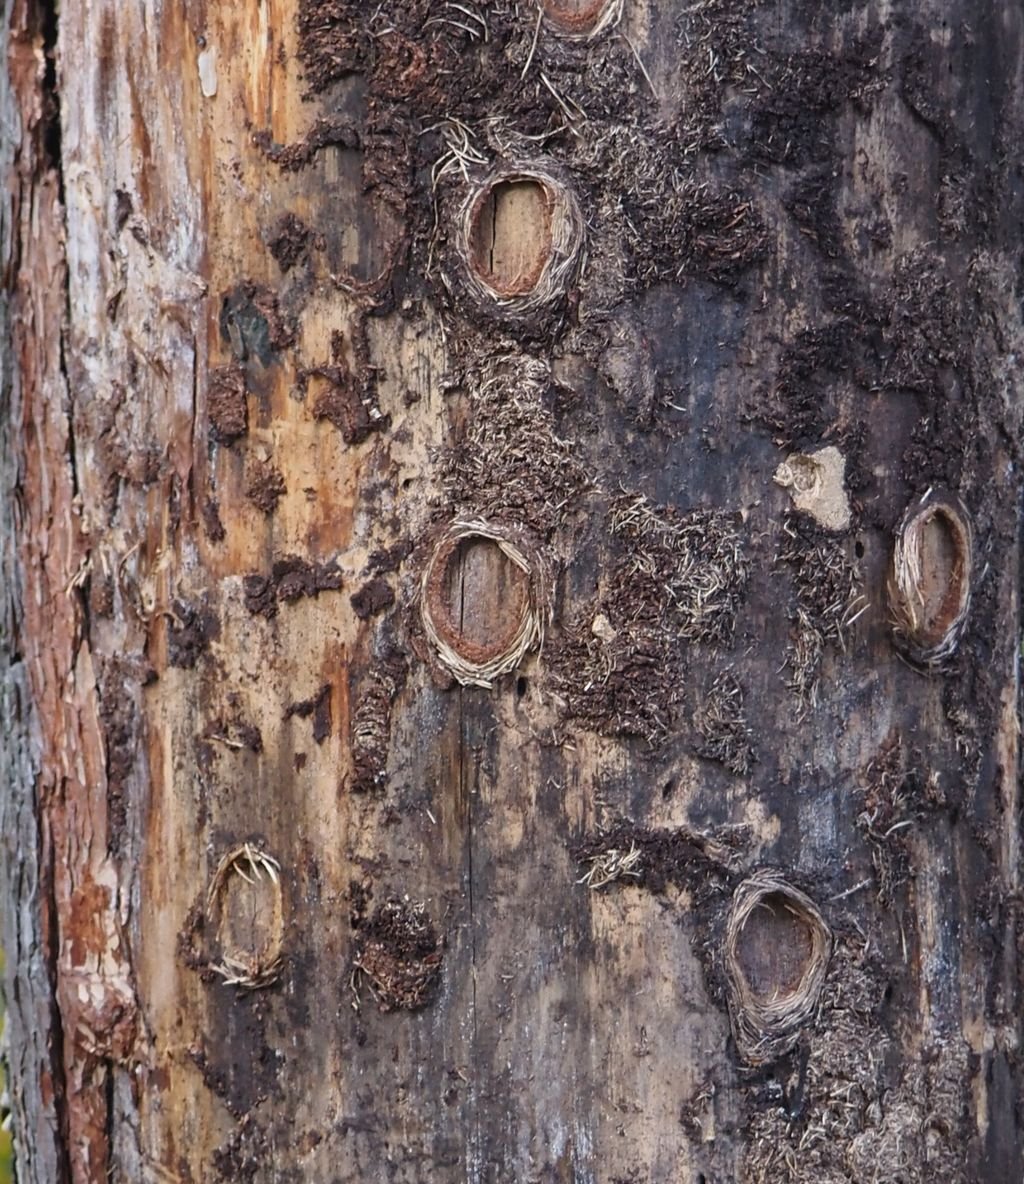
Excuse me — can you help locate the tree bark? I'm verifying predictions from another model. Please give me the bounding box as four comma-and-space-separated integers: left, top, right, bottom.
2, 1, 1022, 1182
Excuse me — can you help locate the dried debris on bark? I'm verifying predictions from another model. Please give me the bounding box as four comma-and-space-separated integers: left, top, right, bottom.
550, 493, 748, 744
440, 354, 590, 536
243, 556, 344, 619
284, 683, 333, 745
351, 892, 443, 1012
208, 364, 249, 444
349, 652, 407, 794
741, 935, 970, 1184
693, 669, 754, 775
777, 513, 864, 703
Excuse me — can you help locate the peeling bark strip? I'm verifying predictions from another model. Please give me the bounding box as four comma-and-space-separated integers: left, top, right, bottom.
2, 1, 1023, 1183
2, 1, 143, 1179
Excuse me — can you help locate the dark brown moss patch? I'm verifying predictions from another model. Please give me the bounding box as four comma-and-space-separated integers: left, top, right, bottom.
284, 683, 332, 745
350, 576, 395, 620
550, 622, 683, 746
167, 599, 219, 669
750, 323, 857, 450
297, 3, 367, 91
351, 893, 443, 1012
208, 364, 248, 444
747, 34, 886, 168
440, 356, 589, 536
252, 115, 359, 172
89, 570, 114, 618
243, 556, 343, 619
367, 539, 413, 576
550, 494, 748, 745
349, 652, 407, 794
573, 821, 745, 898
202, 717, 264, 755
856, 732, 946, 907
741, 935, 969, 1183
312, 379, 373, 444
245, 459, 287, 515
783, 166, 845, 260
97, 661, 137, 856
114, 187, 133, 232
267, 212, 313, 272
301, 329, 388, 446
212, 1121, 271, 1183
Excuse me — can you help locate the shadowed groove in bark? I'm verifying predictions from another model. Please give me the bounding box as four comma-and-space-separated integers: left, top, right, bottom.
2, 0, 74, 1179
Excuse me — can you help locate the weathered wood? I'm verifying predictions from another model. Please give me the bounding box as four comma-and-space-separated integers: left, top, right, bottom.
2, 1, 1022, 1182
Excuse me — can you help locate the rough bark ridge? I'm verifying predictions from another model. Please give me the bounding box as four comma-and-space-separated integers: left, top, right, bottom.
1, 0, 1022, 1182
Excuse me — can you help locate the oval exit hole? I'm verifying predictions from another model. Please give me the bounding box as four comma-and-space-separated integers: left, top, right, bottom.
888, 491, 973, 668
914, 512, 965, 647
457, 167, 584, 318
725, 872, 832, 1064
206, 843, 284, 990
468, 178, 553, 298
734, 892, 815, 1004
435, 535, 530, 663
421, 521, 543, 688
542, 0, 620, 37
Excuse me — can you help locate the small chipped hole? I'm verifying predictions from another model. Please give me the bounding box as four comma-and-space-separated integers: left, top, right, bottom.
662, 779, 675, 800
516, 675, 528, 698
855, 539, 865, 558
468, 178, 553, 297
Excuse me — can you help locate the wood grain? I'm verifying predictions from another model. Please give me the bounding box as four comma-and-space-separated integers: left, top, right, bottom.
1, 1, 1022, 1182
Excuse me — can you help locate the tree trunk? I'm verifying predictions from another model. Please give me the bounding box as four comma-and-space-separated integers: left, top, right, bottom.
2, 1, 1022, 1181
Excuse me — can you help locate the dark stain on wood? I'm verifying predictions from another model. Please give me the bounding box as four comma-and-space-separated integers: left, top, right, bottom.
284, 683, 333, 745
242, 557, 343, 619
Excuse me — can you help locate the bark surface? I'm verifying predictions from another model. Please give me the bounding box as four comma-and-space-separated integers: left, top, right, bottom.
2, 1, 1023, 1182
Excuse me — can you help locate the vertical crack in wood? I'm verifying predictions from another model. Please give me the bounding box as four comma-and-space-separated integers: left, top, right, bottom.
456, 542, 481, 1174
43, 821, 72, 1183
